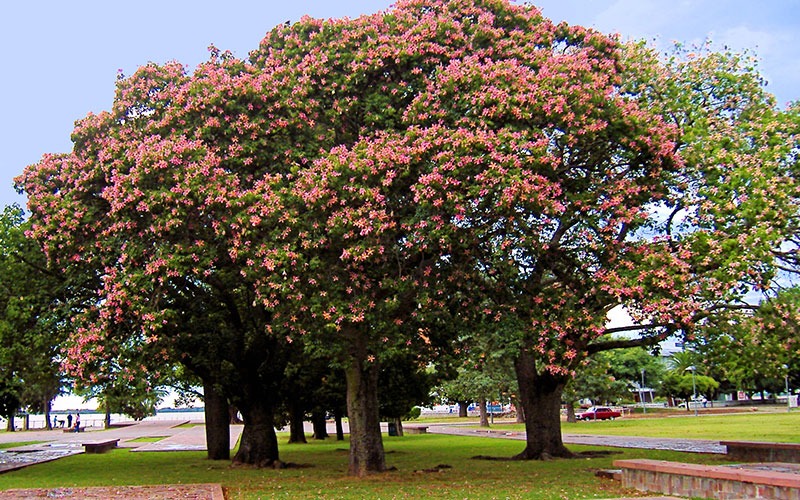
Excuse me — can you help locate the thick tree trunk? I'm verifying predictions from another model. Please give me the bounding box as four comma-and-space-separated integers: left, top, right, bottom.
104, 408, 112, 429
229, 405, 243, 424
5, 412, 14, 432
514, 398, 525, 423
514, 349, 574, 460
204, 382, 231, 460
458, 401, 469, 418
233, 400, 280, 467
311, 410, 328, 440
334, 409, 345, 441
288, 401, 307, 444
44, 399, 52, 431
393, 417, 404, 437
478, 399, 490, 427
565, 401, 577, 423
344, 336, 386, 476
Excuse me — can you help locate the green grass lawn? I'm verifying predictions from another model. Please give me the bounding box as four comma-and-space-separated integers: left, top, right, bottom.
0, 441, 42, 450
560, 411, 800, 442
125, 436, 167, 443
0, 433, 728, 499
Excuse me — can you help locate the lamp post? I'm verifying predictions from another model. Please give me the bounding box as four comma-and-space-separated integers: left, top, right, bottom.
686, 366, 698, 417
784, 364, 791, 413
641, 369, 646, 415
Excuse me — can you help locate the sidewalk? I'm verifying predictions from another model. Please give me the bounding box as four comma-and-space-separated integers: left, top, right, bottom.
1, 420, 243, 473
131, 423, 243, 453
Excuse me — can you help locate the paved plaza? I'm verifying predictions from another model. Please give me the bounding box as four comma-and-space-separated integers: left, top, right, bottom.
0, 420, 243, 474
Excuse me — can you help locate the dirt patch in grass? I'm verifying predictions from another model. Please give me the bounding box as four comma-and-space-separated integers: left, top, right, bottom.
0, 483, 224, 499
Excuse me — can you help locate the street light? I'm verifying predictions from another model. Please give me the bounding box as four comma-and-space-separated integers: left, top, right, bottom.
641, 369, 646, 415
686, 366, 698, 417
784, 364, 791, 413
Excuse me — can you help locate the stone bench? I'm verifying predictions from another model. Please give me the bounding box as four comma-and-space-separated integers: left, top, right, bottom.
82, 439, 119, 454
404, 425, 429, 434
614, 458, 800, 499
721, 440, 800, 463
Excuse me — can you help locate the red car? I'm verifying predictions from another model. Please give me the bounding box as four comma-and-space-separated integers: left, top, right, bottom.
576, 406, 621, 421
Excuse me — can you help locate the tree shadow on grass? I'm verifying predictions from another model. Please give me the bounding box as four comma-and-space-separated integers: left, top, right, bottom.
472, 450, 622, 461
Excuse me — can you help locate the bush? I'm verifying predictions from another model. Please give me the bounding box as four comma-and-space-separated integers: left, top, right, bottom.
404, 406, 421, 420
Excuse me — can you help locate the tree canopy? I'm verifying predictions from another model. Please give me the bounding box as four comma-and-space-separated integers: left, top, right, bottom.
0, 206, 64, 429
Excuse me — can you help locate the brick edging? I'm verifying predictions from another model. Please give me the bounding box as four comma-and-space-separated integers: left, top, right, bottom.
721, 440, 800, 450
613, 459, 800, 489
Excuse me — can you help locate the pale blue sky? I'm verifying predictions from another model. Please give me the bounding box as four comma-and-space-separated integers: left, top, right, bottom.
2, 1, 798, 210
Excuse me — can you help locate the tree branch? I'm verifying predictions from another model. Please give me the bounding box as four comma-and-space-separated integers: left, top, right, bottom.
587, 329, 671, 354
589, 302, 762, 356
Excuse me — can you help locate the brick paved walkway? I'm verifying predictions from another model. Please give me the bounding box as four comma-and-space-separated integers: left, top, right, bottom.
0, 484, 225, 499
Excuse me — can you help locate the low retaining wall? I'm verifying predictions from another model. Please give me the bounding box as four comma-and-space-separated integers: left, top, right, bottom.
614, 459, 800, 500
722, 441, 800, 463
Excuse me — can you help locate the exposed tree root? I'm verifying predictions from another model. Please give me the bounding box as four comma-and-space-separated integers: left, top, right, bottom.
576, 450, 622, 458
472, 455, 517, 461
512, 446, 576, 461
414, 464, 452, 473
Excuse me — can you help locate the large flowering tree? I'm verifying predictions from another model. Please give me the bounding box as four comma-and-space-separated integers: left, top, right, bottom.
18, 53, 301, 465
404, 37, 798, 459
430, 41, 798, 459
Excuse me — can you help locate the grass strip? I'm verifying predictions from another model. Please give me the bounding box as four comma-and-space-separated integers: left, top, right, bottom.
126, 436, 167, 443
542, 412, 798, 442
0, 441, 43, 450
